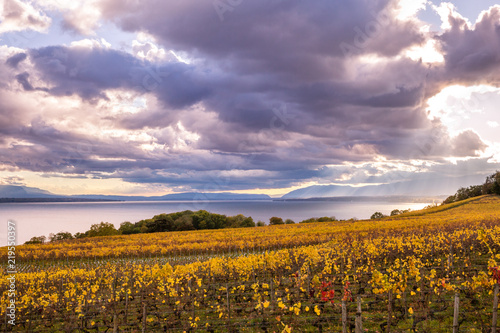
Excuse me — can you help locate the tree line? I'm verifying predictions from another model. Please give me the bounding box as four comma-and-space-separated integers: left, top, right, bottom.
370, 208, 413, 220
369, 171, 500, 220
24, 211, 340, 244
442, 171, 500, 204
28, 171, 500, 244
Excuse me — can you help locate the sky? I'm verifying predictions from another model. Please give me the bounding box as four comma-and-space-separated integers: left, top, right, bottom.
0, 0, 500, 197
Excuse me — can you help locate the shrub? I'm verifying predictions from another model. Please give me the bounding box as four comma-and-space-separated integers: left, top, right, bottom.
390, 209, 402, 216
86, 222, 120, 237
370, 212, 385, 219
49, 232, 74, 242
269, 217, 284, 225
25, 235, 46, 245
119, 221, 141, 235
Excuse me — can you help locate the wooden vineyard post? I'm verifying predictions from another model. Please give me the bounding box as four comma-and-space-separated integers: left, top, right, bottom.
297, 271, 301, 300
453, 293, 460, 333
125, 273, 133, 325
387, 290, 393, 333
141, 288, 147, 333
448, 244, 453, 275
342, 299, 347, 333
142, 302, 147, 333
112, 276, 117, 333
188, 279, 195, 321
306, 266, 311, 297
493, 284, 499, 333
270, 279, 274, 305
125, 291, 129, 325
226, 284, 231, 320
403, 291, 407, 318
355, 296, 362, 333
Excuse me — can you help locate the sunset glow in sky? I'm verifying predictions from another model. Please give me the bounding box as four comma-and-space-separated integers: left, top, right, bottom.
1, 0, 500, 197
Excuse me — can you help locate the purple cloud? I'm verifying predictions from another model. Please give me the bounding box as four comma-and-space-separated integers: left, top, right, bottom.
0, 1, 499, 193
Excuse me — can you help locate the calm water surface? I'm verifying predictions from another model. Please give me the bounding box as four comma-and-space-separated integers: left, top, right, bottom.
1, 200, 431, 244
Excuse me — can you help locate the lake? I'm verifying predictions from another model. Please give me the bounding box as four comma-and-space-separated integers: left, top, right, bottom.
1, 200, 432, 244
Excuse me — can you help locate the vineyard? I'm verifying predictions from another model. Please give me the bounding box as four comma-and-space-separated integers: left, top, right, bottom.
2, 195, 500, 332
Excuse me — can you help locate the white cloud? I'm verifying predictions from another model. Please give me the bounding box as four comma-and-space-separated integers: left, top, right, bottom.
131, 32, 182, 63
476, 5, 500, 25
396, 0, 428, 21
34, 0, 102, 35
70, 38, 112, 49
404, 36, 444, 63
426, 85, 499, 134
432, 2, 471, 31
485, 142, 500, 163
132, 39, 169, 62
0, 0, 51, 33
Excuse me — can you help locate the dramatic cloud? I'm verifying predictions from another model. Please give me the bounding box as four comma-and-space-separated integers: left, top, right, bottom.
439, 5, 500, 84
101, 0, 425, 77
5, 51, 26, 68
451, 130, 488, 157
0, 0, 499, 195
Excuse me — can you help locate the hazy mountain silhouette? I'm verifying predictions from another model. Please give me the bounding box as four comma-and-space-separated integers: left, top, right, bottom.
0, 186, 271, 201
281, 175, 486, 199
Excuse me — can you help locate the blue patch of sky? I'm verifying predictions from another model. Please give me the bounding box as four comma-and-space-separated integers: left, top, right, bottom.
419, 0, 499, 30
94, 23, 137, 52
0, 13, 136, 52
449, 0, 499, 21
1, 15, 73, 49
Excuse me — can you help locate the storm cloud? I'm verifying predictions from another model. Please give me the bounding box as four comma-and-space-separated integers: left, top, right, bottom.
439, 5, 500, 83
0, 1, 499, 194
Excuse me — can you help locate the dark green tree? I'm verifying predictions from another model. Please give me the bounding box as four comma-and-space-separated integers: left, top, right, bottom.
86, 222, 119, 237
317, 216, 336, 222
483, 171, 500, 195
370, 212, 385, 219
49, 231, 74, 242
238, 216, 255, 228
25, 235, 46, 244
390, 209, 402, 216
119, 221, 142, 235
145, 214, 174, 233
269, 216, 284, 225
443, 194, 456, 205
174, 215, 195, 231
300, 218, 318, 224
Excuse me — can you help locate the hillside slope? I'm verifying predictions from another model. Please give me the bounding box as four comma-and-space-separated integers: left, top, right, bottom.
3, 198, 500, 332
13, 195, 500, 261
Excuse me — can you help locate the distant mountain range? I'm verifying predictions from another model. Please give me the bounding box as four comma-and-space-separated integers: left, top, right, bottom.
281, 174, 487, 199
0, 173, 486, 202
75, 192, 272, 201
0, 185, 59, 198
0, 185, 271, 201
